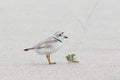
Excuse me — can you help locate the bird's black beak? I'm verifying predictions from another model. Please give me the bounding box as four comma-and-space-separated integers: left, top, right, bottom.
64, 35, 68, 39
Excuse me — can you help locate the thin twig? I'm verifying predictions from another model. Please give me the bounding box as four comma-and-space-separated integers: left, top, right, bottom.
77, 0, 98, 31
77, 19, 86, 31
85, 1, 98, 27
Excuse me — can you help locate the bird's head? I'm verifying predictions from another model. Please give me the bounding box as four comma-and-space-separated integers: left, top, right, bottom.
53, 31, 68, 41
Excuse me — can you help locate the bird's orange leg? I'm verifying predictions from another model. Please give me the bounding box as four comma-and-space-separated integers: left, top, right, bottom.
46, 54, 56, 64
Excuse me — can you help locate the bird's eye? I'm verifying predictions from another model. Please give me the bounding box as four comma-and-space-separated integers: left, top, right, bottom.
59, 34, 62, 36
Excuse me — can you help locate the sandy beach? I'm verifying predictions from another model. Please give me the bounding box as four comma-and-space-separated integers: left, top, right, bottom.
0, 0, 120, 80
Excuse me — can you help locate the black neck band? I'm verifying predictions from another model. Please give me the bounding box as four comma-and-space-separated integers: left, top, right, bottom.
53, 37, 62, 43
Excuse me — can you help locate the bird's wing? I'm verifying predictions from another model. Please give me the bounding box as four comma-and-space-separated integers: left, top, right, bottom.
34, 37, 56, 49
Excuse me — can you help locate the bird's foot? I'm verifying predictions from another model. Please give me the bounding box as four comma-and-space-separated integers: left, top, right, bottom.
49, 62, 56, 65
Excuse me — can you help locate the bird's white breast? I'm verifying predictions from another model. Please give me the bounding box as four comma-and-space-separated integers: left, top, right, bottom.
50, 42, 62, 51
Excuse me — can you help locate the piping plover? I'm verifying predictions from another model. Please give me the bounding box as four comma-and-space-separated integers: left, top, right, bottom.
24, 31, 68, 64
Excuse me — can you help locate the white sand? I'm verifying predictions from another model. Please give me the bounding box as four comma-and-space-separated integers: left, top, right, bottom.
0, 0, 120, 80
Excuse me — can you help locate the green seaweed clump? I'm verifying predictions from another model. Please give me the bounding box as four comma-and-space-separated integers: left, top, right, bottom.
65, 54, 79, 63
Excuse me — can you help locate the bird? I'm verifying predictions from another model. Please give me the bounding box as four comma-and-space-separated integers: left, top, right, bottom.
24, 31, 68, 64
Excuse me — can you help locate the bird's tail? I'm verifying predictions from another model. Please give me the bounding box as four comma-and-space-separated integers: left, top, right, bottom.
24, 47, 34, 51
